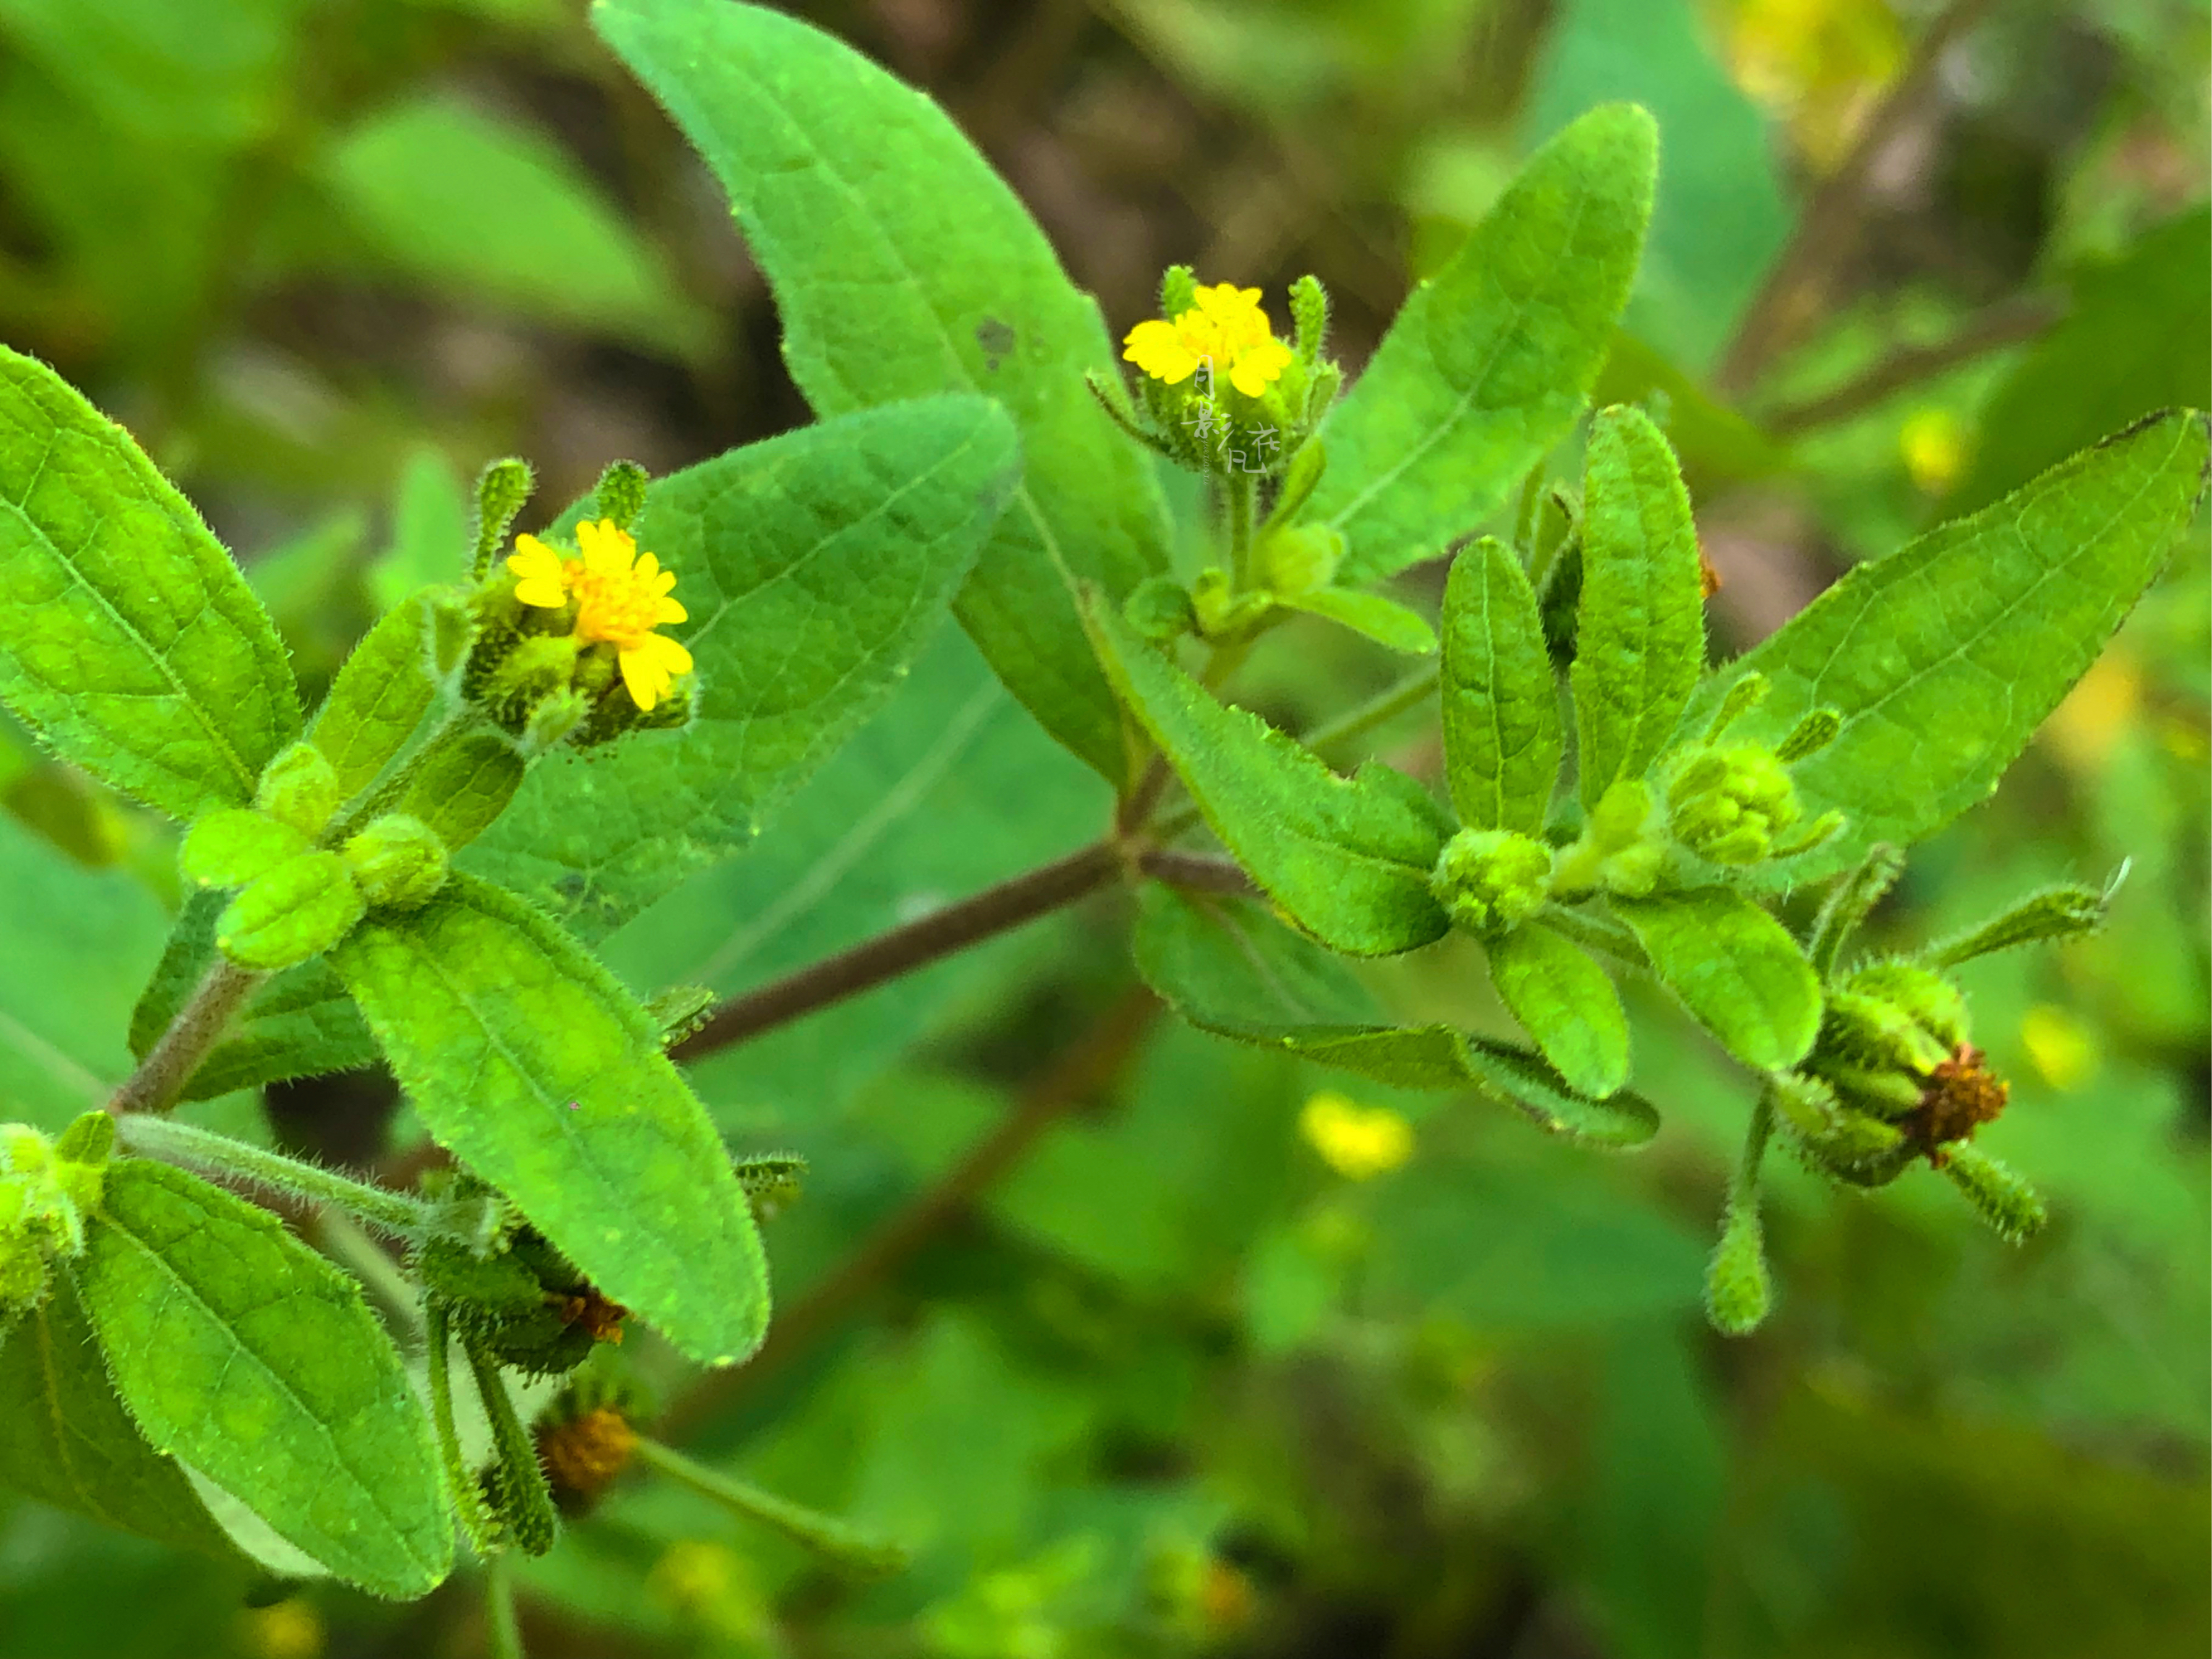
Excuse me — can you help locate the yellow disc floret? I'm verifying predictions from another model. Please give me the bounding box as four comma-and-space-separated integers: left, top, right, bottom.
1122, 282, 1294, 397
506, 518, 693, 711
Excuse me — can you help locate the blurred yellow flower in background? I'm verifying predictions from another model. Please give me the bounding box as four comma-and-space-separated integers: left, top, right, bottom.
1899, 406, 1968, 495
1300, 1092, 1413, 1180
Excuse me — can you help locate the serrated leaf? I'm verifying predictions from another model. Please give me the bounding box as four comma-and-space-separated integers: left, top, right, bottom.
1304, 104, 1654, 586
1610, 888, 1819, 1071
1441, 536, 1561, 834
0, 346, 299, 822
1133, 886, 1656, 1146
1485, 921, 1629, 1098
0, 1274, 249, 1560
593, 0, 1170, 779
1086, 595, 1448, 956
1676, 411, 2211, 884
1275, 586, 1437, 654
129, 891, 376, 1103
78, 1160, 451, 1597
464, 396, 1015, 940
1573, 404, 1706, 807
330, 874, 769, 1365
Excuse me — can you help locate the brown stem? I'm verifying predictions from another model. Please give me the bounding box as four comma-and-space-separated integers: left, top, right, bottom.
106, 960, 264, 1116
1135, 847, 1252, 895
1762, 294, 2064, 435
1714, 0, 1997, 396
669, 842, 1123, 1063
664, 985, 1160, 1438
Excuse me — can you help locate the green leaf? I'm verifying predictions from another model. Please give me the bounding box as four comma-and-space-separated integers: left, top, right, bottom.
129, 892, 376, 1103
213, 849, 364, 971
1304, 103, 1655, 586
325, 96, 709, 356
1274, 586, 1437, 655
592, 0, 1171, 778
309, 586, 474, 806
1485, 922, 1630, 1098
1610, 888, 1820, 1071
1440, 535, 1561, 835
178, 806, 304, 889
0, 1273, 246, 1560
1086, 594, 1448, 956
464, 397, 1016, 940
1946, 207, 2210, 515
1133, 886, 1656, 1146
370, 447, 470, 613
393, 727, 523, 852
1573, 404, 1706, 806
77, 1160, 451, 1597
0, 811, 171, 1128
330, 874, 769, 1365
1676, 411, 2211, 884
0, 346, 299, 822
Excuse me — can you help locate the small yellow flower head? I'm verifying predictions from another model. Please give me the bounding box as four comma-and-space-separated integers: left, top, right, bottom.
1299, 1091, 1413, 1180
506, 518, 694, 711
1123, 283, 1295, 397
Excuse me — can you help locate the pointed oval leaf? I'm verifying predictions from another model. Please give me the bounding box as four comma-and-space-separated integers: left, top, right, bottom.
1441, 536, 1562, 834
464, 396, 1016, 939
77, 1160, 451, 1597
1573, 404, 1706, 806
0, 347, 299, 821
1610, 888, 1819, 1071
1675, 411, 2211, 884
1485, 921, 1630, 1098
592, 0, 1170, 778
1306, 104, 1655, 586
0, 1274, 248, 1561
1275, 587, 1438, 655
330, 874, 769, 1365
1133, 886, 1656, 1146
1087, 596, 1449, 956
309, 586, 473, 805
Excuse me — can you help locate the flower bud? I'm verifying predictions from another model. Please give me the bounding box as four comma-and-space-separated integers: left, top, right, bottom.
1553, 779, 1664, 898
482, 633, 581, 729
519, 687, 591, 759
343, 814, 450, 911
0, 1114, 112, 1314
1125, 576, 1198, 642
1803, 959, 2006, 1160
1257, 523, 1342, 597
1665, 741, 1800, 865
253, 742, 342, 839
591, 460, 650, 532
1704, 1200, 1771, 1335
1430, 828, 1552, 935
215, 849, 366, 971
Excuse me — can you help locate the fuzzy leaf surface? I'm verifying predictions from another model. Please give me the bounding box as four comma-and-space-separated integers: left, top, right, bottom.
1305, 105, 1654, 586
0, 346, 299, 821
1133, 886, 1656, 1146
464, 396, 1015, 939
78, 1160, 451, 1597
1573, 404, 1705, 806
1087, 596, 1449, 956
330, 874, 770, 1365
1441, 536, 1561, 834
1611, 888, 1820, 1072
0, 1274, 246, 1560
593, 0, 1170, 778
1485, 921, 1630, 1098
1676, 411, 2210, 883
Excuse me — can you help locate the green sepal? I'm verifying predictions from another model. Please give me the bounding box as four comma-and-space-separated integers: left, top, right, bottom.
214, 849, 366, 971
591, 460, 650, 531
470, 458, 537, 580
180, 807, 307, 890
1610, 888, 1822, 1072
342, 813, 450, 911
1939, 1142, 2048, 1243
1485, 922, 1631, 1099
1927, 879, 2114, 968
1704, 1199, 1772, 1336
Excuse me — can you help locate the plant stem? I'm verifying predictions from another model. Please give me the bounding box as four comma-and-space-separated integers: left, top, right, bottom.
118, 1115, 432, 1235
426, 1301, 501, 1556
484, 1554, 524, 1659
1135, 848, 1252, 895
666, 985, 1159, 1435
669, 841, 1122, 1063
633, 1438, 906, 1577
313, 1209, 425, 1335
1227, 470, 1257, 591
106, 959, 264, 1116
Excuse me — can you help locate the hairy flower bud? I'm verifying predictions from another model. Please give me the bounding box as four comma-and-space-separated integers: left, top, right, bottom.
1431, 829, 1553, 935
215, 850, 366, 971
1125, 576, 1198, 642
1257, 523, 1343, 597
1704, 1199, 1771, 1336
1665, 741, 1802, 864
254, 742, 342, 839
1802, 959, 2005, 1162
0, 1113, 113, 1315
343, 813, 450, 911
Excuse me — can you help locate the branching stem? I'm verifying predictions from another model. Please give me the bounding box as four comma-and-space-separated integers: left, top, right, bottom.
106, 959, 264, 1117
118, 1115, 432, 1236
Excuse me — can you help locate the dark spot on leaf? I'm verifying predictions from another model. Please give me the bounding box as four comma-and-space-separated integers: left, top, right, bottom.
975, 316, 1015, 371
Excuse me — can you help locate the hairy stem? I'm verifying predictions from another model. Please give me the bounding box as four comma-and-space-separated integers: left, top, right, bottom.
106, 959, 265, 1117
426, 1301, 502, 1556
313, 1209, 425, 1335
634, 1437, 906, 1577
118, 1115, 432, 1236
484, 1554, 525, 1659
1227, 469, 1257, 591
1538, 902, 1651, 970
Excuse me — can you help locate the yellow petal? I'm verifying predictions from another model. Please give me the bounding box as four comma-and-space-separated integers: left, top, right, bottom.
581, 518, 634, 577
655, 596, 688, 625
1122, 318, 1197, 384
635, 551, 660, 579
507, 535, 571, 607
648, 632, 693, 676
1229, 338, 1293, 397
618, 645, 664, 711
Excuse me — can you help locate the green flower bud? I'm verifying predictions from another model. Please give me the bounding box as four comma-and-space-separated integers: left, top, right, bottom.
482, 633, 581, 729
215, 849, 366, 971
1666, 741, 1800, 865
1940, 1141, 2048, 1243
181, 807, 308, 890
519, 687, 591, 759
1803, 959, 2005, 1160
1189, 567, 1273, 642
1125, 576, 1198, 642
591, 460, 650, 532
253, 742, 342, 839
1257, 523, 1343, 597
1767, 1071, 1915, 1188
0, 1116, 111, 1314
417, 1230, 622, 1379
1704, 1200, 1771, 1336
343, 814, 450, 911
1431, 828, 1553, 935
1553, 779, 1664, 898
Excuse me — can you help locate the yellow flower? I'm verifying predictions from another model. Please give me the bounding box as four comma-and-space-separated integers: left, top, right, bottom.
1898, 406, 1966, 495
2019, 1005, 2096, 1092
1123, 282, 1294, 397
1299, 1091, 1413, 1180
506, 518, 693, 711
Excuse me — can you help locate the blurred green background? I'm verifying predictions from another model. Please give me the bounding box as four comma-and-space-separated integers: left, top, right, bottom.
0, 0, 2206, 1655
